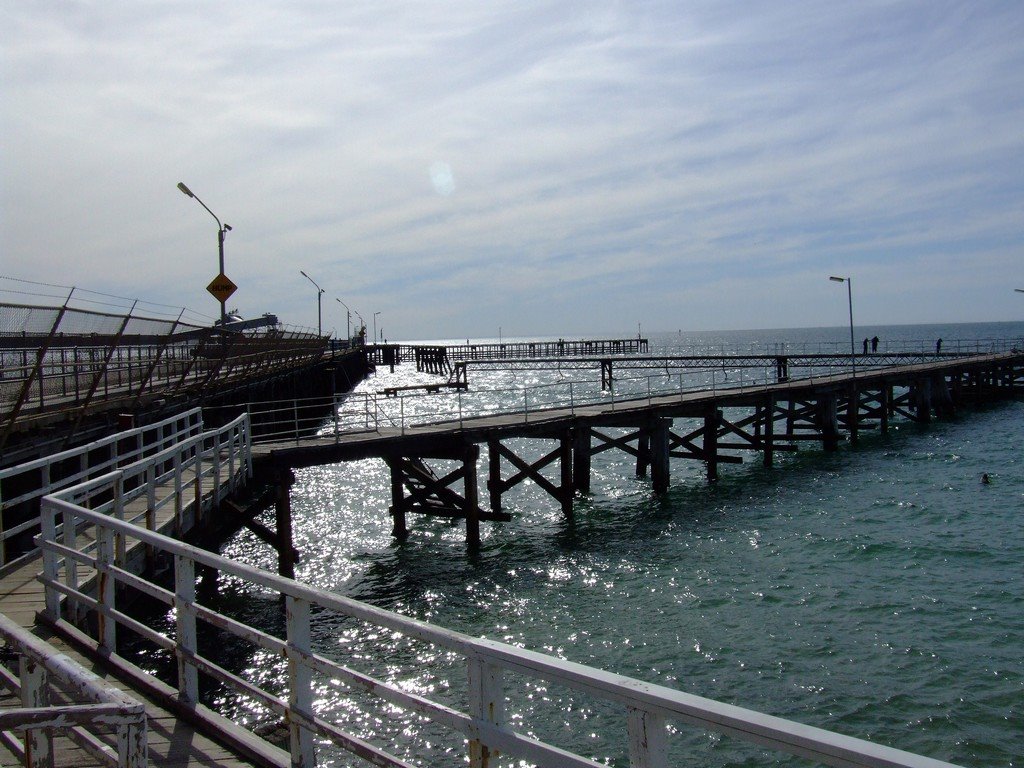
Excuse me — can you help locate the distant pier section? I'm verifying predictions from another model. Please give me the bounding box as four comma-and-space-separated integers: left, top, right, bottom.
405, 337, 649, 375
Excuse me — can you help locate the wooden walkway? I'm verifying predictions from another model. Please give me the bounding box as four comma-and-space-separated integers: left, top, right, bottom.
0, 463, 263, 767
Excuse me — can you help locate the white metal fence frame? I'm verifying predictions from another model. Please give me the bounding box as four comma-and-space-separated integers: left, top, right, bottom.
0, 408, 205, 569
246, 358, 924, 445
39, 477, 960, 768
0, 612, 147, 768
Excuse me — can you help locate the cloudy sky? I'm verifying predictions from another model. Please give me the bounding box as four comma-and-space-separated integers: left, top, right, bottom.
2, 2, 1023, 340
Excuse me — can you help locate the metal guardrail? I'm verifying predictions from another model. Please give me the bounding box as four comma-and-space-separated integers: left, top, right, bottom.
0, 408, 204, 569
245, 361, 875, 444
38, 471, 961, 767
0, 300, 327, 449
0, 612, 147, 768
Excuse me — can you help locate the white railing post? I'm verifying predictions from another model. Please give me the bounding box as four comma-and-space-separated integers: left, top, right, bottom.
293, 399, 299, 444
627, 706, 668, 768
523, 390, 529, 422
62, 506, 78, 599
213, 430, 223, 501
173, 453, 183, 533
286, 595, 316, 766
459, 389, 464, 428
570, 381, 575, 414
113, 474, 126, 568
467, 658, 504, 768
19, 654, 52, 768
174, 554, 198, 705
400, 396, 405, 435
243, 416, 253, 479
96, 523, 117, 652
334, 393, 341, 443
40, 501, 61, 621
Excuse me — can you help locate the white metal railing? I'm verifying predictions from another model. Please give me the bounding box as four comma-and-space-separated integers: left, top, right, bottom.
0, 408, 205, 568
37, 483, 961, 768
0, 612, 147, 768
246, 357, 914, 444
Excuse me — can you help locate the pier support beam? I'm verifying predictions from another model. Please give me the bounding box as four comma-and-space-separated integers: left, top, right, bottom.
704, 408, 720, 482
649, 419, 671, 494
274, 469, 297, 581
817, 394, 840, 452
386, 446, 503, 546
488, 435, 574, 521
572, 426, 592, 495
762, 396, 775, 467
913, 378, 932, 422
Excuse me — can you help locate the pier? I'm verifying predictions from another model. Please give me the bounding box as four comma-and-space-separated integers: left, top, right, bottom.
1, 345, 1015, 766
252, 350, 1024, 548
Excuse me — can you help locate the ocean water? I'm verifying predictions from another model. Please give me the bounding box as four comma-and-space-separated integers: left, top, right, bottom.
213, 322, 1023, 767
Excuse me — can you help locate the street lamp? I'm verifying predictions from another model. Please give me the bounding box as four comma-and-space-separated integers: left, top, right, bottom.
300, 270, 325, 336
335, 298, 352, 341
829, 275, 856, 377
177, 182, 232, 324
373, 311, 381, 343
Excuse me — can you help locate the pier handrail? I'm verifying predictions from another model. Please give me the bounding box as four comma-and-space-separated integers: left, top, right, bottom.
0, 612, 147, 768
246, 361, 841, 444
0, 407, 204, 569
39, 476, 961, 768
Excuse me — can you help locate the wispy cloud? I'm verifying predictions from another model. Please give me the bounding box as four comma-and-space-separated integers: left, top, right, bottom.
2, 1, 1022, 336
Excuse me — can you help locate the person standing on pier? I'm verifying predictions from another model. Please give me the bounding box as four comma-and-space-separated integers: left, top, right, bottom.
936, 338, 943, 354
871, 336, 879, 352
863, 338, 868, 354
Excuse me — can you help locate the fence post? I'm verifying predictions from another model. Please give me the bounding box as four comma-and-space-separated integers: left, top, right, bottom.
467, 658, 504, 768
40, 501, 61, 622
523, 390, 529, 422
174, 554, 199, 705
96, 523, 116, 652
19, 654, 52, 768
113, 474, 126, 567
213, 430, 223, 502
286, 595, 316, 766
173, 452, 183, 535
627, 706, 668, 768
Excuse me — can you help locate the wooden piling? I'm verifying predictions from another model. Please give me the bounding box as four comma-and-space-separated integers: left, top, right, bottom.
572, 426, 591, 495
650, 419, 670, 494
274, 469, 296, 581
704, 408, 720, 482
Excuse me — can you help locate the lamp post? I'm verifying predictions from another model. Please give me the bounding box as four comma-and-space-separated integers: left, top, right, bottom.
300, 270, 325, 336
373, 311, 381, 344
177, 182, 232, 324
829, 275, 856, 377
335, 298, 352, 342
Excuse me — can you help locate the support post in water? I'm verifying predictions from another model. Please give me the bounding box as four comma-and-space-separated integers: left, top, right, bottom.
275, 468, 297, 580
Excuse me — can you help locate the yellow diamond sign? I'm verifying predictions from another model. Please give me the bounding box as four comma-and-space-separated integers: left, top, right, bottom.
206, 273, 237, 303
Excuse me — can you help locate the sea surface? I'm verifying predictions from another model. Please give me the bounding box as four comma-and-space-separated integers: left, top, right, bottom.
212, 322, 1022, 767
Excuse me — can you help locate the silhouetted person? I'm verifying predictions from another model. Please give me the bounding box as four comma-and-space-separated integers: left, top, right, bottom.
936, 338, 942, 354
863, 338, 868, 354
871, 336, 879, 352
